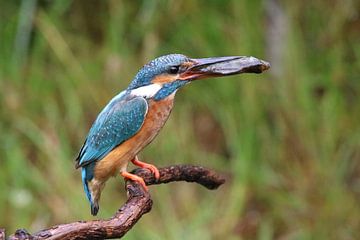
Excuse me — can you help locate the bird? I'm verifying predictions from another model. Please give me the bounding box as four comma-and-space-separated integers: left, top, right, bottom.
75, 54, 270, 216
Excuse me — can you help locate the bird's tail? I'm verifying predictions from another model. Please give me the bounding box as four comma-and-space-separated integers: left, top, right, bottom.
81, 167, 99, 216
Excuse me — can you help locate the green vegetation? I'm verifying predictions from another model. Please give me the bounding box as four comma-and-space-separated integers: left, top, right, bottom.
1, 0, 359, 239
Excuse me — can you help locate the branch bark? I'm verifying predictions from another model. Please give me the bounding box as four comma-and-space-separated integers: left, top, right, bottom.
7, 165, 225, 240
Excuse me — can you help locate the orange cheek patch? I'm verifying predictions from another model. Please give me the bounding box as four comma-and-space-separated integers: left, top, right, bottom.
182, 61, 195, 69
151, 74, 177, 84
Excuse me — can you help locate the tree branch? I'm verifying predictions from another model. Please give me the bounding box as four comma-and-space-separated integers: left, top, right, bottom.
7, 165, 225, 240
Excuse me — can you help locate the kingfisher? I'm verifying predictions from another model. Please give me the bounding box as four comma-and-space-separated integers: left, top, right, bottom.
75, 54, 270, 215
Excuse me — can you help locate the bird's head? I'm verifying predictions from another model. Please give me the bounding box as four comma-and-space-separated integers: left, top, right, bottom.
128, 53, 270, 101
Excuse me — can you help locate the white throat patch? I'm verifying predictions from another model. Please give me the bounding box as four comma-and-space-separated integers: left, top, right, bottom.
130, 84, 162, 98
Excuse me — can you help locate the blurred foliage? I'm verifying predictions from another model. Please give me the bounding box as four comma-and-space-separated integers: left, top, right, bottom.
1, 0, 360, 239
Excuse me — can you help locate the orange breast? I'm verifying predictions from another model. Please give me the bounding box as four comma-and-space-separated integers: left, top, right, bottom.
93, 95, 175, 181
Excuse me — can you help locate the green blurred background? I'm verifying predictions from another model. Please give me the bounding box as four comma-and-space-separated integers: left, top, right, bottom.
1, 0, 360, 239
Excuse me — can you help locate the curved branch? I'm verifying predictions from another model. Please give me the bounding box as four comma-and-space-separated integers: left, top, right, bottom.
8, 165, 225, 240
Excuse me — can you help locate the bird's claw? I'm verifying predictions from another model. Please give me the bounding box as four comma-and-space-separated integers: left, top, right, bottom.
121, 171, 148, 191
147, 165, 160, 181
131, 156, 160, 181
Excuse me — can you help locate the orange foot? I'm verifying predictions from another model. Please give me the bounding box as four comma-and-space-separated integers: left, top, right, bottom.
121, 171, 148, 191
131, 156, 160, 180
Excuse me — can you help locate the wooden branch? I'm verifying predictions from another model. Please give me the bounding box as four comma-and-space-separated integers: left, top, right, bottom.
7, 165, 225, 240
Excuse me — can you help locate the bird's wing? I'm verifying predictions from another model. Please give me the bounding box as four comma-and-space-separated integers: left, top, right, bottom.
75, 96, 148, 168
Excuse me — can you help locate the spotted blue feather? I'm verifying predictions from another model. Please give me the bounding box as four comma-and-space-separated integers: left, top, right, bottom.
76, 92, 148, 169
127, 54, 190, 90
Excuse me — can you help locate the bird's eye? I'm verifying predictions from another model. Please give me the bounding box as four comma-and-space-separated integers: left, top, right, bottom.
169, 66, 180, 74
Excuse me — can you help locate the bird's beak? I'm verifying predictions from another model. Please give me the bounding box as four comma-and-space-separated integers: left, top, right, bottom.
179, 56, 270, 81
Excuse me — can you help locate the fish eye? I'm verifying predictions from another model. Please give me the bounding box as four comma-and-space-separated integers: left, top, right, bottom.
168, 66, 180, 74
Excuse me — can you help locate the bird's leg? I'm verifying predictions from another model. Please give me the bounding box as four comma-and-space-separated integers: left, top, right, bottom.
131, 156, 160, 180
121, 171, 148, 191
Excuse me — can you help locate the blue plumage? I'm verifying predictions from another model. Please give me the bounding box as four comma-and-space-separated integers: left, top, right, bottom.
76, 92, 148, 209
77, 93, 148, 168
154, 80, 188, 100
81, 167, 92, 204
127, 54, 189, 90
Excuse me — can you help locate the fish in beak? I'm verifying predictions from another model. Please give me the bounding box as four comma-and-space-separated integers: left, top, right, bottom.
180, 56, 270, 80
